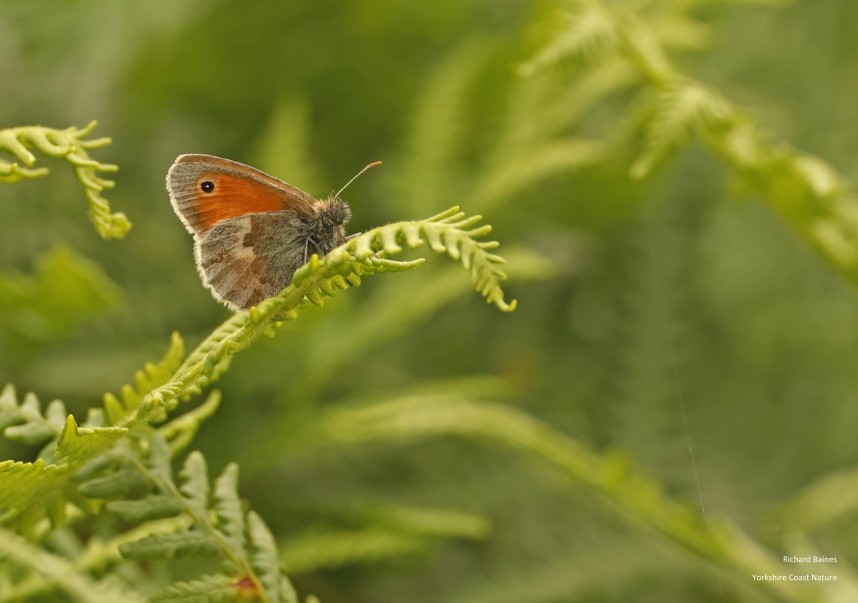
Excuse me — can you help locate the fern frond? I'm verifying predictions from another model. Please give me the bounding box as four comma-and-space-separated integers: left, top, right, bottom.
0, 387, 128, 533
0, 122, 130, 239
78, 515, 194, 571
103, 440, 298, 603
103, 331, 185, 425
283, 247, 551, 401
631, 78, 736, 179
520, 5, 622, 76
133, 207, 515, 425
0, 525, 143, 603
521, 0, 858, 291
323, 395, 856, 601
347, 207, 516, 311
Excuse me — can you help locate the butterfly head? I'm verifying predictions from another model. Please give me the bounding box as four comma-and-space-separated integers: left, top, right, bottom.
320, 196, 352, 227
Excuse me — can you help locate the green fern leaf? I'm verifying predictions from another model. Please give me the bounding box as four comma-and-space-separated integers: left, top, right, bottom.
0, 525, 143, 603
118, 530, 219, 560
247, 511, 296, 603
0, 387, 129, 532
525, 0, 858, 292
0, 122, 130, 238
0, 384, 66, 445
54, 416, 126, 464
102, 331, 185, 424
106, 495, 184, 522
77, 466, 149, 499
520, 6, 621, 76
77, 434, 170, 499
4, 418, 59, 446
179, 451, 210, 517
214, 464, 246, 555
631, 79, 735, 179
106, 442, 298, 603
0, 459, 69, 529
148, 573, 237, 603
147, 427, 173, 481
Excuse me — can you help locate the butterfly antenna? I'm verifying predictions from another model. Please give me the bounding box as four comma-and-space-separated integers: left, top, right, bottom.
336, 160, 382, 198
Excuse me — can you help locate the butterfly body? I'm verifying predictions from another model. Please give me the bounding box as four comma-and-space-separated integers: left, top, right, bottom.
167, 154, 351, 310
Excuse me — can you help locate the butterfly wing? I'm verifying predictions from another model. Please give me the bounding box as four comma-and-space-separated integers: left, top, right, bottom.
167, 154, 317, 236
195, 211, 309, 310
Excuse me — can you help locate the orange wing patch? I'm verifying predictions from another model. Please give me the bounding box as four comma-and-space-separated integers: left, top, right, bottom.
192, 172, 294, 231
168, 154, 319, 236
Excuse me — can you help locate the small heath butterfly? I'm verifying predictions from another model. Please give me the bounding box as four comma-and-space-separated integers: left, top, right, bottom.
167, 154, 380, 310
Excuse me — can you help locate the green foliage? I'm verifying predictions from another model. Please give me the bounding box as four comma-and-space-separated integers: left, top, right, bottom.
0, 332, 205, 538
132, 207, 515, 429
0, 525, 142, 603
0, 244, 120, 361
523, 0, 858, 289
281, 505, 490, 574
90, 438, 298, 603
324, 394, 855, 600
0, 385, 127, 534
102, 331, 185, 426
0, 122, 130, 239
0, 126, 517, 600
4, 1, 858, 602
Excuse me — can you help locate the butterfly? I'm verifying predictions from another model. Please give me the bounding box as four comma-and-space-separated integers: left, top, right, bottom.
167, 154, 379, 310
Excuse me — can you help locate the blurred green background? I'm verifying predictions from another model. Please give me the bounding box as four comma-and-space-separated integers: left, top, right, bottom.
2, 1, 858, 601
